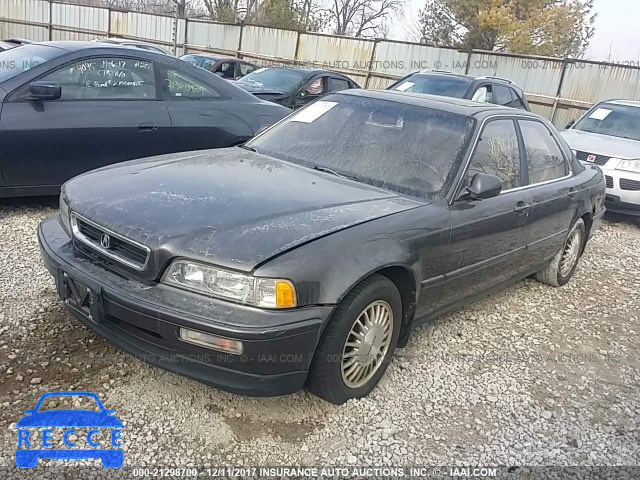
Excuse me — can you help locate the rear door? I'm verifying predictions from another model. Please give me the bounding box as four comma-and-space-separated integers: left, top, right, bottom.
160, 64, 254, 151
517, 119, 577, 268
439, 118, 532, 308
0, 55, 170, 187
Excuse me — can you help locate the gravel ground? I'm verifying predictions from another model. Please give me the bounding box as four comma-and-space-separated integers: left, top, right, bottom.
0, 198, 639, 474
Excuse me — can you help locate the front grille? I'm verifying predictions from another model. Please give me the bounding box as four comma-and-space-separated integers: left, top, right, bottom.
71, 213, 150, 271
576, 151, 610, 166
620, 178, 640, 191
605, 175, 614, 188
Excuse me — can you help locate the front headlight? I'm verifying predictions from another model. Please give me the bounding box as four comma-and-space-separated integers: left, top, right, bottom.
616, 159, 640, 174
59, 193, 71, 234
161, 260, 296, 309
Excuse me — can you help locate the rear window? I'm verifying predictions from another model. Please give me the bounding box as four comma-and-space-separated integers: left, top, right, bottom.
390, 74, 473, 98
0, 44, 66, 83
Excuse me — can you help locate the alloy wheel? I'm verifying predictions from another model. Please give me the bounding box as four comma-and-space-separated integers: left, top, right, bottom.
341, 300, 394, 389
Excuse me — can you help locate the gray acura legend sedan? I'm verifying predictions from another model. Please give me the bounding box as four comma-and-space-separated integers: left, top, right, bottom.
38, 90, 606, 404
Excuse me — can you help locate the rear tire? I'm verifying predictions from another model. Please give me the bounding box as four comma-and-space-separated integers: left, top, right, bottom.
306, 274, 402, 404
535, 218, 586, 287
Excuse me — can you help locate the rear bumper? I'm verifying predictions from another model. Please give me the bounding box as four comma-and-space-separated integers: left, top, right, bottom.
38, 216, 333, 397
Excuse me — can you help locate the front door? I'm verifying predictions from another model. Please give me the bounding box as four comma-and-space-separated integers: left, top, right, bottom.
0, 56, 169, 187
294, 75, 329, 109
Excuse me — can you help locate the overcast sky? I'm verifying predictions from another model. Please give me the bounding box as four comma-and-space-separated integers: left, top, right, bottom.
394, 0, 640, 61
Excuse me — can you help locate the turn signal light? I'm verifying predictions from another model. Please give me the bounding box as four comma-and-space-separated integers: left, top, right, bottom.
179, 328, 243, 355
275, 281, 296, 308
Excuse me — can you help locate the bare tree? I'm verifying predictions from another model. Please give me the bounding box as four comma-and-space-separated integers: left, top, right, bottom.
325, 0, 403, 38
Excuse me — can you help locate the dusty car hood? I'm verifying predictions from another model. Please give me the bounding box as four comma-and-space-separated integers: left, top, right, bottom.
561, 129, 640, 159
64, 149, 423, 275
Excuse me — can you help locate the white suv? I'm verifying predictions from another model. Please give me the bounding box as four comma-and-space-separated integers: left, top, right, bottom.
561, 99, 640, 216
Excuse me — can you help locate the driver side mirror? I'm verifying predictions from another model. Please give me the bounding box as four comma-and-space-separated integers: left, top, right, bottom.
460, 173, 503, 201
23, 409, 35, 414
104, 408, 116, 415
29, 81, 61, 101
565, 119, 576, 129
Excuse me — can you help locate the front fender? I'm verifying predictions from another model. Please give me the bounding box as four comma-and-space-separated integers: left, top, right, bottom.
253, 204, 450, 307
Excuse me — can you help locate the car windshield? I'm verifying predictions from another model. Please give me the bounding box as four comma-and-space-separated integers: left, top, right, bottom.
237, 68, 307, 94
0, 44, 66, 83
574, 102, 640, 142
37, 395, 101, 412
391, 74, 473, 98
247, 94, 475, 198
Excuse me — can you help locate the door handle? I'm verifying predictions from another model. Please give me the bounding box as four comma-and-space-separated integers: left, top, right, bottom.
568, 187, 577, 198
137, 122, 157, 132
514, 201, 530, 215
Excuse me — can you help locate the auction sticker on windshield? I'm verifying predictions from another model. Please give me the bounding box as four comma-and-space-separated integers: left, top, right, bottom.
589, 108, 612, 120
290, 101, 338, 123
394, 81, 415, 91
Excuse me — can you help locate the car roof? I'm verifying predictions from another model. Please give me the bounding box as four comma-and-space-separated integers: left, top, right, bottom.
260, 66, 348, 76
24, 41, 175, 58
181, 52, 236, 60
411, 70, 518, 87
601, 99, 640, 108
30, 41, 113, 52
338, 89, 540, 119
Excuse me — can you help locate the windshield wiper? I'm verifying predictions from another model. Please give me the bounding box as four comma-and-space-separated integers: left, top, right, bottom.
238, 144, 259, 153
311, 165, 357, 180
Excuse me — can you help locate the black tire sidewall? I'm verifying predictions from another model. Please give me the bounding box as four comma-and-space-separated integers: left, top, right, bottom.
309, 276, 402, 404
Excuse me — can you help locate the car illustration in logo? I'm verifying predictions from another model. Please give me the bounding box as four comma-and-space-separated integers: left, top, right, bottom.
15, 391, 123, 468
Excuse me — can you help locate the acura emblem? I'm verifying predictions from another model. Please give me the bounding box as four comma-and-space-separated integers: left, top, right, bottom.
100, 233, 112, 249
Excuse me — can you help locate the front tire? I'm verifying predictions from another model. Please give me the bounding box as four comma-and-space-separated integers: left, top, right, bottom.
535, 218, 586, 287
306, 274, 402, 404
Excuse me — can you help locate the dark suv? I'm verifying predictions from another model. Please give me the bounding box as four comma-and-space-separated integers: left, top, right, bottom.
387, 70, 530, 111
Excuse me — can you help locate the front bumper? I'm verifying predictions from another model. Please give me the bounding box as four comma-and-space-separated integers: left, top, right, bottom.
38, 217, 333, 396
600, 166, 640, 216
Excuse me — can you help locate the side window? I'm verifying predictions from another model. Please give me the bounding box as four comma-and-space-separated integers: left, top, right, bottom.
163, 68, 221, 100
328, 77, 350, 92
304, 77, 327, 95
201, 58, 217, 71
519, 120, 568, 184
238, 63, 257, 78
38, 57, 155, 100
467, 119, 522, 191
491, 85, 513, 107
471, 85, 491, 103
214, 61, 234, 79
508, 88, 525, 109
